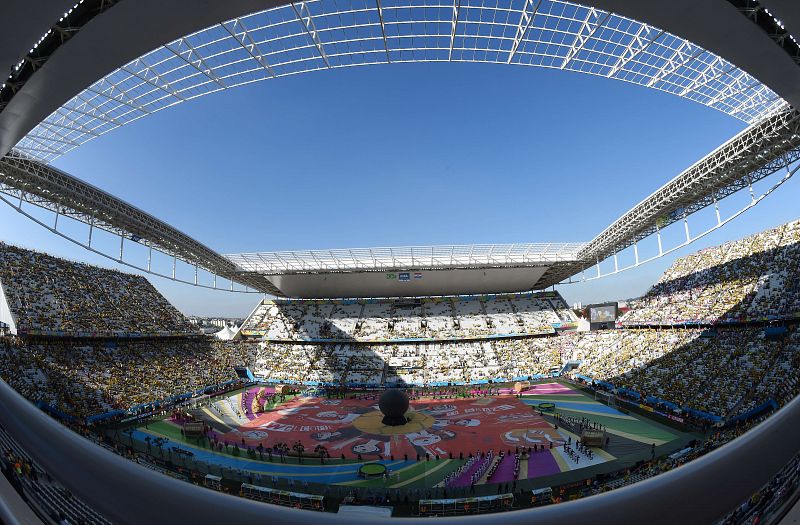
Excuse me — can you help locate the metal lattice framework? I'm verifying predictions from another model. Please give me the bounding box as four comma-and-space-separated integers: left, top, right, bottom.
226, 243, 586, 274
2, 103, 799, 295
0, 153, 281, 295
14, 0, 788, 163
579, 107, 800, 263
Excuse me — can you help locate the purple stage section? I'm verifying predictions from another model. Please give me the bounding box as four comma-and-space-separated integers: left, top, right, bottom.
527, 450, 561, 478
489, 454, 517, 483
243, 387, 277, 420
526, 383, 574, 395
450, 456, 491, 488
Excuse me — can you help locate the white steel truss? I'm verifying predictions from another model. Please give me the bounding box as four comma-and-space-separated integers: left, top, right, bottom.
226, 243, 587, 274
568, 160, 800, 285
0, 153, 280, 294
2, 107, 800, 296
13, 0, 788, 164
579, 108, 800, 263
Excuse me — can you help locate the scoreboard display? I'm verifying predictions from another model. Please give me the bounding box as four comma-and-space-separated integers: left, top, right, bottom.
588, 303, 617, 329
589, 305, 617, 323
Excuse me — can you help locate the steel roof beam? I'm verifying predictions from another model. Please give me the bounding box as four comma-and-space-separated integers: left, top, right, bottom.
0, 153, 282, 295
165, 38, 227, 90
560, 8, 611, 70
506, 0, 541, 64
606, 25, 663, 78
579, 107, 800, 263
291, 2, 331, 68
376, 0, 392, 63
6, 1, 797, 161
222, 19, 277, 78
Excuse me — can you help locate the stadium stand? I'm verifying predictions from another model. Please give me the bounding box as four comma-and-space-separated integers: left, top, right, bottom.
620, 219, 800, 325
240, 293, 574, 341
2, 324, 791, 423
0, 337, 256, 420
572, 326, 800, 418
0, 242, 197, 336
2, 219, 800, 422
0, 423, 113, 524
252, 327, 798, 420
0, 221, 799, 521
253, 337, 563, 386
719, 452, 800, 525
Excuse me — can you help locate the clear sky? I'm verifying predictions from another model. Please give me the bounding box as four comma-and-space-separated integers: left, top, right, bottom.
1, 62, 799, 317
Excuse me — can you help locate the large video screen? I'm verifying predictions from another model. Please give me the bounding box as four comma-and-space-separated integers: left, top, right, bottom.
589, 305, 617, 323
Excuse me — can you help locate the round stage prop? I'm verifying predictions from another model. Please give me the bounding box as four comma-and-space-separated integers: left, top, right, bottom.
358, 463, 387, 479
379, 389, 409, 426
537, 402, 556, 413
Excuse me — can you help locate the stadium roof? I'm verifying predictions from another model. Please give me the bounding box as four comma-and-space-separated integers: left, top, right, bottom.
0, 0, 799, 298
3, 0, 800, 162
226, 244, 587, 298
227, 243, 586, 274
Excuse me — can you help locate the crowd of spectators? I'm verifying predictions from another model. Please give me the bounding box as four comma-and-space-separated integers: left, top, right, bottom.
0, 220, 799, 427
0, 242, 196, 335
252, 337, 565, 386
569, 326, 800, 418
1, 323, 796, 422
0, 336, 257, 420
252, 324, 800, 420
240, 294, 574, 341
621, 219, 800, 325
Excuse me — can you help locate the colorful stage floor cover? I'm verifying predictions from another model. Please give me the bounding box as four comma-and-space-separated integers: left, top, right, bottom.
227, 396, 567, 460
520, 383, 678, 446
136, 382, 679, 488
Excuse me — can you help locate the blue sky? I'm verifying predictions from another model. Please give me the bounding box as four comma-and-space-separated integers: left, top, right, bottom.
1, 62, 799, 317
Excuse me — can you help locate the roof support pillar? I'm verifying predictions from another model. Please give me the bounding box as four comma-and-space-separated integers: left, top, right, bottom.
683, 216, 690, 243
657, 226, 663, 256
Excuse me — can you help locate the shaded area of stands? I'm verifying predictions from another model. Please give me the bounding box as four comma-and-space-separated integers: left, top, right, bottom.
620, 219, 800, 326
585, 231, 800, 421
240, 293, 575, 342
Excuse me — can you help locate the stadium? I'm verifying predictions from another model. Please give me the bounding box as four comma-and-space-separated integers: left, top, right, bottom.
0, 0, 800, 524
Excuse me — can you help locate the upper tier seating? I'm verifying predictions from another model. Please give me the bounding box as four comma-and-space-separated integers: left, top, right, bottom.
0, 242, 196, 336
620, 219, 800, 325
240, 293, 576, 341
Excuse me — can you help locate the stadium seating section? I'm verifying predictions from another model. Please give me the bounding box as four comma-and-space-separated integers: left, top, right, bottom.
620, 219, 800, 325
571, 327, 800, 418
0, 337, 254, 420
254, 338, 564, 385
1, 219, 800, 424
0, 242, 196, 336
240, 293, 576, 340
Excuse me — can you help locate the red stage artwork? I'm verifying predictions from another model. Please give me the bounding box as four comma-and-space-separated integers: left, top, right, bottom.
220, 396, 565, 460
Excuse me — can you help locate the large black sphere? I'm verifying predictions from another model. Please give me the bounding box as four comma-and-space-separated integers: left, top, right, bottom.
379, 389, 409, 426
